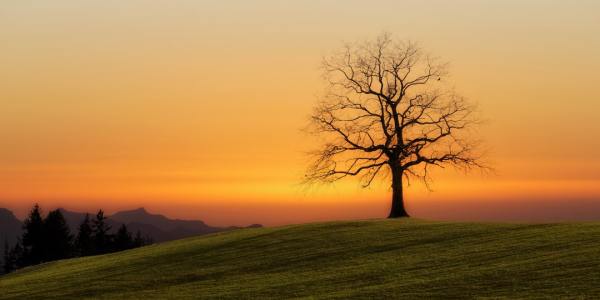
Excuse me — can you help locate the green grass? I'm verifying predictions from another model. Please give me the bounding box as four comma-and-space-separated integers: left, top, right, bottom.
2, 219, 600, 299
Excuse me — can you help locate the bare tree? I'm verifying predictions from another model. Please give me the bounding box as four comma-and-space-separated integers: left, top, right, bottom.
305, 33, 485, 218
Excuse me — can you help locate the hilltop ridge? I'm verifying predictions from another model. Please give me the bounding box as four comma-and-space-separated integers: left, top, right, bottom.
1, 219, 600, 299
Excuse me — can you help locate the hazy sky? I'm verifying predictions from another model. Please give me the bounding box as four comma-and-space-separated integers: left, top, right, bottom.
1, 1, 600, 225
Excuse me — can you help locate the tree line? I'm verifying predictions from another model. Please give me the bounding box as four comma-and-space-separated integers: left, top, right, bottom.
2, 204, 152, 275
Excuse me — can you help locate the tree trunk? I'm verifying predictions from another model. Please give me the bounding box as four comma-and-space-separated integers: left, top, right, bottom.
388, 166, 409, 218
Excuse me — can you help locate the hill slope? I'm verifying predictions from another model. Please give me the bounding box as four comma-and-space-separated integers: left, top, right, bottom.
1, 219, 600, 299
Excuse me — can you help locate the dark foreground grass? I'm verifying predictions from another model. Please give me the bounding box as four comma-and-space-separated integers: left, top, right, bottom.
1, 219, 600, 299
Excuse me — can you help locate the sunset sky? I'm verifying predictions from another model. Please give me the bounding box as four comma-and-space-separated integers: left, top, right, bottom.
1, 1, 600, 226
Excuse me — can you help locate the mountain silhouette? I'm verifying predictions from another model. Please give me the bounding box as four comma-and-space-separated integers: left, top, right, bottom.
0, 208, 23, 262
109, 208, 224, 242
1, 207, 262, 246
111, 208, 219, 235
57, 208, 95, 232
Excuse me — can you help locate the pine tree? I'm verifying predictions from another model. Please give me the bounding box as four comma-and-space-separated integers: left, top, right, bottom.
4, 240, 24, 273
133, 230, 145, 248
43, 209, 73, 261
75, 214, 94, 256
12, 241, 25, 269
2, 239, 11, 274
114, 224, 133, 251
92, 210, 112, 254
21, 204, 45, 265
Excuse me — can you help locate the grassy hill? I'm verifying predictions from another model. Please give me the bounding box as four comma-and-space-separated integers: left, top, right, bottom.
1, 219, 600, 299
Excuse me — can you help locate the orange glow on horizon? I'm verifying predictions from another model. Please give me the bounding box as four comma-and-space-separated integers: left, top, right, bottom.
2, 1, 600, 225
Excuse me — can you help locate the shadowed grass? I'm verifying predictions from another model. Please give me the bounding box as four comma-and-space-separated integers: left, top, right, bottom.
1, 219, 600, 299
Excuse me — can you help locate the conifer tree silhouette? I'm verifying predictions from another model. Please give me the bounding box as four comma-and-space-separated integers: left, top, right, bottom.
21, 204, 45, 265
2, 239, 11, 274
114, 224, 133, 251
133, 230, 145, 248
43, 209, 73, 261
92, 210, 112, 254
76, 214, 94, 256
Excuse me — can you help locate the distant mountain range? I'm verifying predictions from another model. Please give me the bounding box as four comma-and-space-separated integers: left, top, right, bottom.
0, 208, 22, 248
0, 207, 261, 259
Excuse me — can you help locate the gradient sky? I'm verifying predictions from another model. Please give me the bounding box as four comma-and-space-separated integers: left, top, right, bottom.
1, 1, 600, 226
